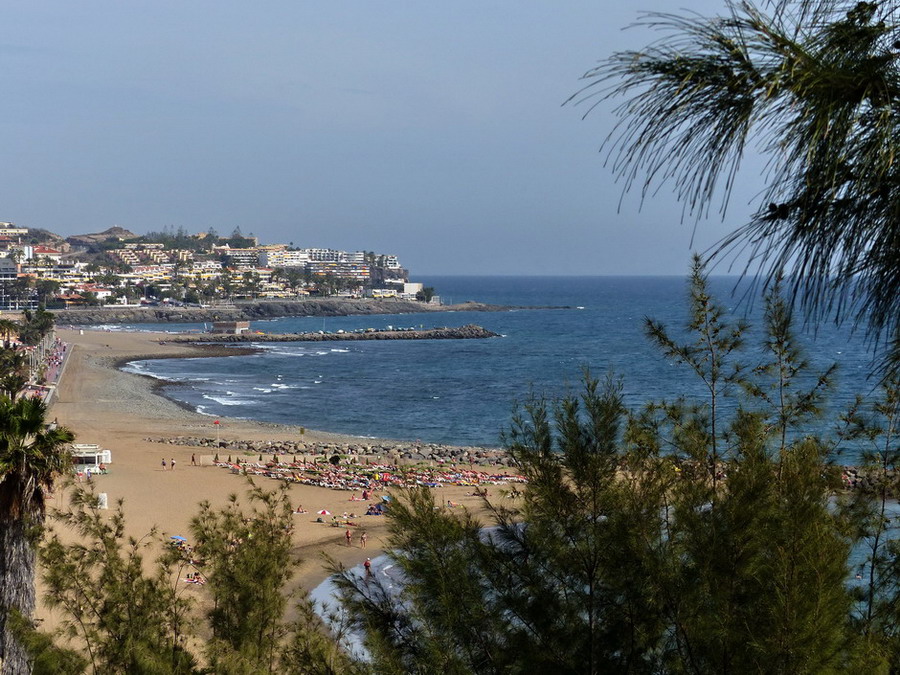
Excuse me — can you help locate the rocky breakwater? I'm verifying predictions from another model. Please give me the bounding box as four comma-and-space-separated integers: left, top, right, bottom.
146, 436, 515, 467
167, 324, 500, 343
51, 298, 527, 325
841, 466, 900, 496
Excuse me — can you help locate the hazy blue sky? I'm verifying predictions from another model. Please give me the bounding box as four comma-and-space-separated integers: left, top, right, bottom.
1, 1, 759, 276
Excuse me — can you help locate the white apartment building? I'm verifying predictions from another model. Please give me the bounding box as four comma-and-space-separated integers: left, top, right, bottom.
0, 223, 29, 237
259, 249, 310, 268
124, 242, 164, 250
303, 248, 342, 263
213, 245, 260, 268
124, 264, 171, 283
305, 261, 371, 281
184, 260, 224, 280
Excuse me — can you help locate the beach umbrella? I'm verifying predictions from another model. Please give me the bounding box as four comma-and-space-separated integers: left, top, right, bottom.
317, 509, 331, 515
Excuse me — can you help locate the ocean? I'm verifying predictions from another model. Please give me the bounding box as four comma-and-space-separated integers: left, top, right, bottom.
121, 276, 883, 462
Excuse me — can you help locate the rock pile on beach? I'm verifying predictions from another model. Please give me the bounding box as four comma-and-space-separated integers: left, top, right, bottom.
144, 436, 516, 467
841, 466, 900, 496
143, 436, 892, 492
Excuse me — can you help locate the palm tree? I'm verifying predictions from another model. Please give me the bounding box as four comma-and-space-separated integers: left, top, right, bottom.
0, 396, 74, 673
0, 321, 18, 351
574, 0, 900, 370
18, 309, 54, 348
0, 349, 28, 400
220, 274, 235, 301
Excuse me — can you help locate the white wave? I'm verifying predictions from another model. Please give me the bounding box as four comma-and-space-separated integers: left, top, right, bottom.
122, 362, 181, 381
270, 383, 297, 390
202, 394, 255, 407
122, 361, 148, 374
313, 380, 323, 384
253, 387, 273, 393
330, 348, 350, 353
122, 361, 221, 385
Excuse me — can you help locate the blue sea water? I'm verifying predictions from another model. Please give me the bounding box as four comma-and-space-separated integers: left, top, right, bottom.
122, 276, 883, 460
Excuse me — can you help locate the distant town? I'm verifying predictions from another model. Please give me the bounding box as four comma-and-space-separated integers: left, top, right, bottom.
0, 223, 437, 311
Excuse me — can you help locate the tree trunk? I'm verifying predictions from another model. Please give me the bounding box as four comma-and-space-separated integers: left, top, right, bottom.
0, 518, 37, 675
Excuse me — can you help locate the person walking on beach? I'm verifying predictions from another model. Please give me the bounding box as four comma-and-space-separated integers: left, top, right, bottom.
360, 531, 368, 548
191, 453, 196, 466
171, 458, 176, 471
364, 557, 372, 577
161, 458, 166, 470
345, 528, 353, 546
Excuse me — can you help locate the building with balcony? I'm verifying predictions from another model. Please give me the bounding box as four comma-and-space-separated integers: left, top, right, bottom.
305, 261, 371, 281
212, 245, 260, 268
259, 249, 310, 268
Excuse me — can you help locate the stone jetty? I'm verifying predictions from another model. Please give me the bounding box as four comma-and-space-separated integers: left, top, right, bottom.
51, 298, 542, 325
167, 324, 500, 343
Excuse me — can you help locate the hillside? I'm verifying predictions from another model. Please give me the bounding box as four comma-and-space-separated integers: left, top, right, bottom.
65, 226, 139, 248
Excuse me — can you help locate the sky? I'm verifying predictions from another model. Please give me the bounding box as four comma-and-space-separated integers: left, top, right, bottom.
0, 1, 760, 276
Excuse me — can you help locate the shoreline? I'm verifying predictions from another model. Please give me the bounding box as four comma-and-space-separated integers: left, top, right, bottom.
41, 328, 505, 622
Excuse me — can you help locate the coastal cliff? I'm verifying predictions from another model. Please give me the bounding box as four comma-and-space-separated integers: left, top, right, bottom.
51, 298, 521, 325
168, 324, 500, 343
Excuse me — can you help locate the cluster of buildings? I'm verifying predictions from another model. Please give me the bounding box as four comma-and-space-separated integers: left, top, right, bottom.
0, 223, 427, 310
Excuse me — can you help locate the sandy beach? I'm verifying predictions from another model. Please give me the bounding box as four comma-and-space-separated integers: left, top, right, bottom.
38, 328, 501, 624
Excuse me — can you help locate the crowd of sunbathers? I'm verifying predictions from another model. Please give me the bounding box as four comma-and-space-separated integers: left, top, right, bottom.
213, 457, 527, 492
